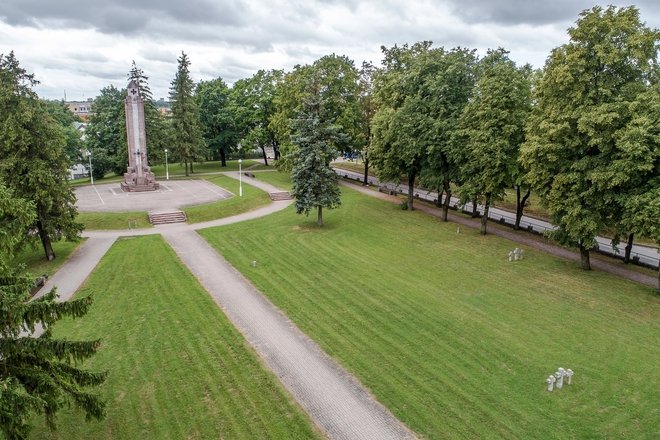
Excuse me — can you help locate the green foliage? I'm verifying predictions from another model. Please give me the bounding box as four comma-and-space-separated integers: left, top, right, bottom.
0, 181, 35, 262
456, 49, 532, 233
272, 54, 362, 170
289, 89, 342, 226
231, 69, 283, 164
84, 85, 127, 177
520, 6, 659, 264
169, 52, 205, 176
0, 268, 106, 439
0, 52, 83, 261
372, 42, 451, 210
197, 77, 237, 166
41, 100, 83, 163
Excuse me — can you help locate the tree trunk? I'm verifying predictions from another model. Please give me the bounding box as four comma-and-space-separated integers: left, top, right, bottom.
515, 186, 531, 230
480, 193, 491, 235
435, 187, 443, 207
623, 233, 634, 264
261, 146, 269, 166
471, 196, 479, 218
190, 161, 195, 174
184, 159, 189, 176
362, 155, 369, 185
37, 219, 55, 261
442, 180, 451, 222
317, 206, 323, 226
219, 149, 226, 167
273, 141, 280, 160
407, 173, 415, 211
579, 241, 591, 270
656, 266, 659, 294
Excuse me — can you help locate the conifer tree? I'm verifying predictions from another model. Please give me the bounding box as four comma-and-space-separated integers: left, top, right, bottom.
289, 80, 342, 226
169, 52, 204, 176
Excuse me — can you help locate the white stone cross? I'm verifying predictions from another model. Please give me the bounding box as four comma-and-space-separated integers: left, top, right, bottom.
508, 251, 514, 262
565, 369, 573, 385
555, 368, 565, 389
546, 375, 556, 391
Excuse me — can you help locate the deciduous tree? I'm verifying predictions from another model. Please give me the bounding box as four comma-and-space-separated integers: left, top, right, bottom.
197, 77, 237, 166
456, 49, 532, 235
520, 6, 658, 269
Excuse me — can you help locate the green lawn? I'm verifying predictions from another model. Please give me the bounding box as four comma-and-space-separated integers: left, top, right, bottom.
199, 186, 660, 440
183, 174, 271, 223
250, 170, 293, 191
13, 240, 83, 277
30, 235, 320, 439
77, 211, 153, 230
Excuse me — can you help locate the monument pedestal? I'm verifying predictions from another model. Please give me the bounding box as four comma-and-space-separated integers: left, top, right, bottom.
121, 166, 160, 192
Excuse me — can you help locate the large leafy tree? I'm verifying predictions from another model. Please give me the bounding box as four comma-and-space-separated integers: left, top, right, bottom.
231, 69, 283, 165
289, 78, 343, 226
456, 49, 532, 235
197, 77, 237, 167
42, 100, 83, 163
419, 47, 478, 220
0, 270, 106, 439
272, 54, 361, 170
371, 41, 440, 210
356, 61, 377, 185
84, 85, 127, 178
0, 52, 83, 261
169, 51, 204, 176
520, 6, 658, 270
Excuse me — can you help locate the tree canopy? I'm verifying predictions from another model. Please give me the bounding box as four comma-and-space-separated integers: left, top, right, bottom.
520, 5, 659, 269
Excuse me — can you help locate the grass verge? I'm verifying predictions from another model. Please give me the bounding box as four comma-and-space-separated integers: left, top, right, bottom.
13, 240, 83, 277
183, 174, 271, 223
77, 211, 152, 230
199, 185, 660, 440
29, 235, 320, 439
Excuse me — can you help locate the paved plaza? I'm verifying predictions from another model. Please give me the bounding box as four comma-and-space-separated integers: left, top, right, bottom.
75, 179, 233, 212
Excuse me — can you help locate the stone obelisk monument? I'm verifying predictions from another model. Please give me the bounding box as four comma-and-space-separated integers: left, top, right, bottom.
121, 80, 159, 192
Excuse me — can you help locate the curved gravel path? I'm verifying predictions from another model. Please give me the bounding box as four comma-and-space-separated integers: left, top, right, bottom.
47, 173, 417, 440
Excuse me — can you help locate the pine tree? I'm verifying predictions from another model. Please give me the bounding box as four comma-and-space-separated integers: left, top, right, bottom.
169, 52, 204, 176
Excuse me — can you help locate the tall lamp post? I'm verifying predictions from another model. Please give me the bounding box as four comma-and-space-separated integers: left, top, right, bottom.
238, 158, 243, 197
86, 150, 94, 185
164, 148, 169, 180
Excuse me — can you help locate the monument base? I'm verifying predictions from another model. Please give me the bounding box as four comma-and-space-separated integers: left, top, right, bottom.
121, 166, 159, 192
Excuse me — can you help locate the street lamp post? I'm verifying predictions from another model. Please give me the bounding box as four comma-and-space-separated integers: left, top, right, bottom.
164, 148, 169, 180
86, 150, 93, 185
238, 158, 243, 197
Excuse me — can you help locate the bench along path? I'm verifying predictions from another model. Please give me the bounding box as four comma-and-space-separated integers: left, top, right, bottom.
46, 172, 416, 440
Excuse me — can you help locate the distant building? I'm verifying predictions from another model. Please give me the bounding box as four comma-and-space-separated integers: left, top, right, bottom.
66, 98, 94, 120
69, 163, 89, 180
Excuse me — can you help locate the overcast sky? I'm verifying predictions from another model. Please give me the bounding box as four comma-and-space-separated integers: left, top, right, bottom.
1, 1, 658, 101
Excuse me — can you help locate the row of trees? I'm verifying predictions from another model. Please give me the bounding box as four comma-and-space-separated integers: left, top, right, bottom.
269, 6, 658, 273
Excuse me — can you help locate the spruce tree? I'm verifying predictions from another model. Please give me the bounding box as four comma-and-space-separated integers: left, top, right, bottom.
289, 82, 342, 226
169, 52, 204, 176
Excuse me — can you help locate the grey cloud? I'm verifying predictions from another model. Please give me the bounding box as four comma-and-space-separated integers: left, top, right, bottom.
447, 0, 660, 26
0, 0, 246, 34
